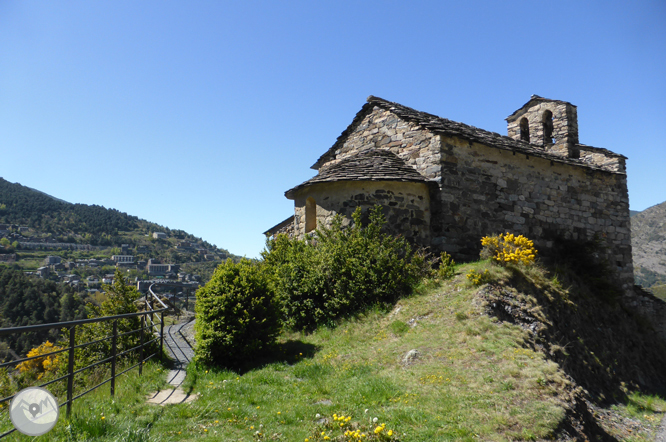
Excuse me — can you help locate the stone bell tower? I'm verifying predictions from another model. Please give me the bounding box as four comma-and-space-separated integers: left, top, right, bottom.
506, 95, 580, 159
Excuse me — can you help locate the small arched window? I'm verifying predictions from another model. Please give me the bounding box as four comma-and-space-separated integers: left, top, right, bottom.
305, 197, 317, 233
519, 117, 530, 142
542, 110, 554, 144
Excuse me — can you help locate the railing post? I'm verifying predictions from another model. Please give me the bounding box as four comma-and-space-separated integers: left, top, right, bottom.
110, 320, 117, 397
67, 326, 75, 418
160, 311, 165, 363
139, 315, 144, 376
149, 294, 154, 326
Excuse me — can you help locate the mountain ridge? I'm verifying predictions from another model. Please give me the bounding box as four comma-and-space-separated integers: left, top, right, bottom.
24, 184, 72, 205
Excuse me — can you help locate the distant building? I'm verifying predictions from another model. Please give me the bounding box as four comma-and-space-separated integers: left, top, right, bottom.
64, 274, 80, 283
112, 255, 134, 263
153, 232, 167, 239
146, 259, 179, 276
121, 244, 130, 255
44, 256, 62, 266
36, 266, 50, 278
116, 262, 136, 269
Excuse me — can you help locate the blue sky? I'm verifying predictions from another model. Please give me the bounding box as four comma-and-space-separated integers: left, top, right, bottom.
1, 1, 664, 258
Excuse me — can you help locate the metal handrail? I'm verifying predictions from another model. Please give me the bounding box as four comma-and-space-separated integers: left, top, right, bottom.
148, 284, 171, 310
0, 287, 173, 436
0, 309, 168, 337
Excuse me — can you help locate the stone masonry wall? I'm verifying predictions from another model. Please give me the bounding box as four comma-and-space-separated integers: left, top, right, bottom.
322, 107, 442, 184
631, 288, 666, 342
507, 101, 579, 147
292, 181, 431, 246
434, 134, 634, 291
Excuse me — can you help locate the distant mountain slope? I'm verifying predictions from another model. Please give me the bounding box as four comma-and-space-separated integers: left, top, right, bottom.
25, 186, 71, 205
0, 178, 139, 238
0, 178, 240, 262
631, 200, 666, 288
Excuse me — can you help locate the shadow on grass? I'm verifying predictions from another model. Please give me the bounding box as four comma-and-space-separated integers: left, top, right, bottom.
222, 340, 321, 374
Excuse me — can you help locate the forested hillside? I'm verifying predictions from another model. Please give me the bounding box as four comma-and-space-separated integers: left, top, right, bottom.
0, 178, 138, 242
0, 177, 238, 260
0, 266, 87, 356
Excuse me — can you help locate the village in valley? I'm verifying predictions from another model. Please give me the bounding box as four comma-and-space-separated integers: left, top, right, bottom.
0, 224, 225, 297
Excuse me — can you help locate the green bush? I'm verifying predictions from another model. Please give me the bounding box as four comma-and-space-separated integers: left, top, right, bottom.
194, 258, 281, 369
263, 206, 430, 330
437, 252, 456, 280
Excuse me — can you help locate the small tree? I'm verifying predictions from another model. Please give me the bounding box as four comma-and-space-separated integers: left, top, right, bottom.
73, 268, 143, 368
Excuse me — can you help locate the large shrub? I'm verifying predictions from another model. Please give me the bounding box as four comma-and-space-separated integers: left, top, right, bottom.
194, 259, 281, 369
263, 206, 430, 330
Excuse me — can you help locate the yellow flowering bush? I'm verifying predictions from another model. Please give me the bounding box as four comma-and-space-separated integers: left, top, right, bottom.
16, 341, 62, 380
481, 233, 537, 266
466, 269, 492, 286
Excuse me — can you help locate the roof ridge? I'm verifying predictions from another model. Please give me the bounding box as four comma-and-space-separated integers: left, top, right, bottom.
310, 96, 625, 174
287, 147, 429, 199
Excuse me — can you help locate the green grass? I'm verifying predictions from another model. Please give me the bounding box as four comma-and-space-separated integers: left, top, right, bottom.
1, 262, 664, 441
650, 284, 666, 301
0, 361, 169, 441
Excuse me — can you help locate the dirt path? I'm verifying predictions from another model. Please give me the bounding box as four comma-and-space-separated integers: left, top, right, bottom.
146, 318, 198, 406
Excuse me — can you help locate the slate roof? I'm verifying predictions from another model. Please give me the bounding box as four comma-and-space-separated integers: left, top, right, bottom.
506, 95, 576, 121
311, 96, 626, 172
285, 149, 429, 199
263, 215, 294, 236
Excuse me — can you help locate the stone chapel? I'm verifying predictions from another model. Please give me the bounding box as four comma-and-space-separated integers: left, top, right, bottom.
265, 95, 634, 291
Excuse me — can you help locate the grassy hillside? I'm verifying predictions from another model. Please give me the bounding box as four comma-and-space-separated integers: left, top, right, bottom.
3, 261, 664, 441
